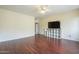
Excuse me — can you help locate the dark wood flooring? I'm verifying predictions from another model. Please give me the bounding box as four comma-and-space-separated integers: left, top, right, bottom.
0, 35, 79, 54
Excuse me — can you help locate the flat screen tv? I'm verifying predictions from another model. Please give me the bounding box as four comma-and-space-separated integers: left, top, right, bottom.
48, 21, 60, 28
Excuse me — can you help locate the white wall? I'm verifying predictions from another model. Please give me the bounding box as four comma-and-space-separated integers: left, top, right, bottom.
0, 8, 35, 42
61, 16, 79, 41
39, 10, 79, 41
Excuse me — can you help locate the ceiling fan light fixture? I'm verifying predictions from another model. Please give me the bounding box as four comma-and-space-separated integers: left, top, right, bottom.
40, 9, 48, 14
37, 5, 48, 14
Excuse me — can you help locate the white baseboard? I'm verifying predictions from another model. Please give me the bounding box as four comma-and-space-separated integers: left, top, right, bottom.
40, 33, 79, 41
0, 34, 35, 42
61, 38, 79, 41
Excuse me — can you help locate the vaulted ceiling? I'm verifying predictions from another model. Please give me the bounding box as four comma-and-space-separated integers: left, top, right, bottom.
0, 5, 79, 18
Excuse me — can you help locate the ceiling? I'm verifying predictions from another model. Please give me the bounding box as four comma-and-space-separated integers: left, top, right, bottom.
0, 5, 79, 18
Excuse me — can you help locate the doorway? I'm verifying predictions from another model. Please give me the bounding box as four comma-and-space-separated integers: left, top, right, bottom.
35, 23, 39, 35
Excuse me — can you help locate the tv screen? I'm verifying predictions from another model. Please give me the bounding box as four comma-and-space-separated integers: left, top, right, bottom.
48, 21, 60, 28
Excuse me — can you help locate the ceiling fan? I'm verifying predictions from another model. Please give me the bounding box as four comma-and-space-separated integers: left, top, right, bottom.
36, 5, 49, 14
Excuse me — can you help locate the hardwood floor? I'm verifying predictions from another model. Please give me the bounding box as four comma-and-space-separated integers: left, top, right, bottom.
0, 34, 79, 54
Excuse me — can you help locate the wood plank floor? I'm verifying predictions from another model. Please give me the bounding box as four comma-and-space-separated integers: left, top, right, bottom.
0, 34, 79, 54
